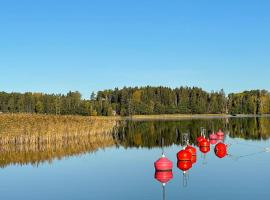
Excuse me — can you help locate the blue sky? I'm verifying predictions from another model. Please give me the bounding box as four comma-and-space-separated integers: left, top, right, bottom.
0, 0, 269, 98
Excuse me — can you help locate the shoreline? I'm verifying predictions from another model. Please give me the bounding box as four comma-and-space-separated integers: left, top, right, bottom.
125, 114, 270, 121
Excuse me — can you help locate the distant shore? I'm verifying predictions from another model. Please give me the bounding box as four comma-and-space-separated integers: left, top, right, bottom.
124, 114, 270, 121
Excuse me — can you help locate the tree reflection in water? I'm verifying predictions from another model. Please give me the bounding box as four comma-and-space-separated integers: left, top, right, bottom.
115, 117, 270, 148
0, 117, 270, 168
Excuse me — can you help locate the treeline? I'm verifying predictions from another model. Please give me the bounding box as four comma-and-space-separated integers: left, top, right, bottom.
0, 87, 270, 116
228, 90, 270, 114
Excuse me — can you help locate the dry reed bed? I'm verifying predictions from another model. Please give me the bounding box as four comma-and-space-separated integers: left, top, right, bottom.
0, 114, 118, 145
0, 114, 119, 167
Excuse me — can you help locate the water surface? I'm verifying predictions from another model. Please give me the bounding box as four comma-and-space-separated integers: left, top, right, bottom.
1, 117, 270, 200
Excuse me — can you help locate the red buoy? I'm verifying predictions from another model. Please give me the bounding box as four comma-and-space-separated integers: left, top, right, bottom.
154, 156, 173, 171
155, 171, 173, 184
217, 135, 224, 141
177, 161, 192, 172
190, 154, 197, 164
200, 146, 210, 154
199, 139, 210, 148
210, 138, 218, 145
199, 140, 210, 154
214, 143, 227, 158
209, 133, 217, 140
216, 129, 224, 137
209, 133, 218, 145
196, 136, 205, 145
185, 145, 196, 156
177, 149, 192, 161
185, 145, 197, 164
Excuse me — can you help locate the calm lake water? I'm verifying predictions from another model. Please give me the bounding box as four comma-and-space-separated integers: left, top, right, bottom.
1, 117, 270, 200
